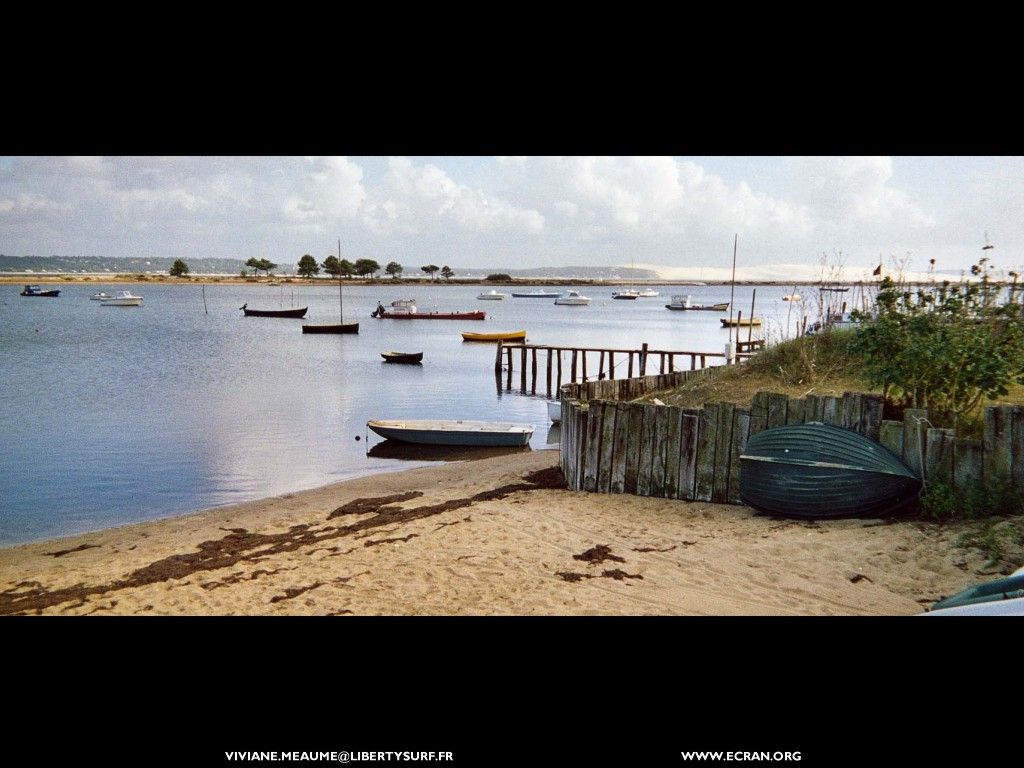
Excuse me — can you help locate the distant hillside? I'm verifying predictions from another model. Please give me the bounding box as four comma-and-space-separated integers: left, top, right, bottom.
0, 255, 250, 274
451, 265, 659, 279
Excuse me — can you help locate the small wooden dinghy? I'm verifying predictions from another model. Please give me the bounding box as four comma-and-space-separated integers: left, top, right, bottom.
381, 351, 423, 364
461, 330, 527, 342
721, 316, 762, 327
739, 422, 921, 518
240, 303, 308, 318
302, 322, 359, 334
367, 419, 534, 447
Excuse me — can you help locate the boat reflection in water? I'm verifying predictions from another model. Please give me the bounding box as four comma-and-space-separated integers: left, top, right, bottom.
366, 440, 532, 462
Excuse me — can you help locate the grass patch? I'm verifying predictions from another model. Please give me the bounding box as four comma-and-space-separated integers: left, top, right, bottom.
956, 517, 1024, 574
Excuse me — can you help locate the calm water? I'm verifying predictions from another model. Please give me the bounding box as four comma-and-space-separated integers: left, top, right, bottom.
0, 281, 836, 545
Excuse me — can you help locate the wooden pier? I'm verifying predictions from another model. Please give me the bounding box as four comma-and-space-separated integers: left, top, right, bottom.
493, 341, 757, 396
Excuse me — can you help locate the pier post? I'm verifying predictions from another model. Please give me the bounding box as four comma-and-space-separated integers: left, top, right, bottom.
494, 340, 503, 373
582, 350, 588, 382
546, 349, 553, 397
531, 347, 538, 394
628, 353, 634, 378
520, 347, 527, 392
640, 342, 649, 376
609, 351, 615, 379
598, 351, 605, 380
556, 349, 562, 390
571, 350, 578, 383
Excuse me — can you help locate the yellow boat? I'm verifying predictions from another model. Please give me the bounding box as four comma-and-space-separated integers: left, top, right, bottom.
461, 330, 527, 342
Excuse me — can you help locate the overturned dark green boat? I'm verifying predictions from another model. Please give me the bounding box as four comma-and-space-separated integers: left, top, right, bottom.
739, 423, 921, 518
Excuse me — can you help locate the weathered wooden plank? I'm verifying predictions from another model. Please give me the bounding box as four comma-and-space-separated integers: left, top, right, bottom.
662, 407, 683, 499
576, 406, 589, 490
983, 405, 1014, 484
1012, 406, 1024, 491
563, 403, 576, 489
785, 397, 805, 425
841, 392, 863, 432
649, 406, 670, 497
727, 408, 751, 504
559, 402, 571, 484
748, 391, 769, 437
712, 402, 736, 503
694, 404, 719, 502
596, 401, 618, 493
766, 393, 788, 429
609, 402, 630, 494
821, 396, 842, 426
859, 394, 885, 442
581, 401, 603, 492
902, 408, 928, 478
677, 410, 699, 500
924, 427, 956, 487
636, 405, 658, 497
953, 437, 983, 496
879, 420, 904, 458
623, 403, 644, 494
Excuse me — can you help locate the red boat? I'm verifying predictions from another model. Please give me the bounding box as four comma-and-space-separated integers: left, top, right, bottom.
371, 299, 485, 321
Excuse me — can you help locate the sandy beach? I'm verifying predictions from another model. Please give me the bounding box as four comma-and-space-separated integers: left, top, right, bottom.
0, 450, 996, 616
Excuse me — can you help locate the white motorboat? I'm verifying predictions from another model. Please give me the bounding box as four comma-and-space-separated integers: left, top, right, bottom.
782, 294, 802, 302
477, 290, 507, 300
100, 290, 144, 306
636, 288, 659, 297
554, 290, 591, 306
611, 289, 640, 300
547, 400, 562, 423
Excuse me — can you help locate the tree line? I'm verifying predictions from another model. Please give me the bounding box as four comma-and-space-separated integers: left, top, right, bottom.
166, 256, 457, 281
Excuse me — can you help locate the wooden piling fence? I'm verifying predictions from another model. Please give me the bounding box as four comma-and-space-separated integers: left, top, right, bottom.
559, 382, 1024, 507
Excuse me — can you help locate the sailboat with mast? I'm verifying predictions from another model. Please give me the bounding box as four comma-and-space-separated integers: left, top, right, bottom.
302, 238, 360, 334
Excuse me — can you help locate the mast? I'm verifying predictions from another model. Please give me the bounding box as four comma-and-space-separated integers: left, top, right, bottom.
728, 234, 738, 345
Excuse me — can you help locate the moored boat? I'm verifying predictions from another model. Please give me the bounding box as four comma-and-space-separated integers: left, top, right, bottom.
612, 290, 640, 300
721, 316, 762, 327
302, 238, 359, 333
511, 290, 562, 298
665, 295, 729, 311
371, 299, 485, 320
547, 400, 562, 423
477, 290, 507, 300
100, 290, 143, 306
381, 351, 424, 364
461, 330, 527, 342
302, 322, 359, 334
636, 288, 660, 297
782, 294, 802, 301
240, 303, 308, 318
20, 284, 60, 297
367, 419, 534, 447
553, 290, 591, 306
739, 422, 921, 518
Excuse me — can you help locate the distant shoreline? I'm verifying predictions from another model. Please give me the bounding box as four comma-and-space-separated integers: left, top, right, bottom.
0, 274, 885, 288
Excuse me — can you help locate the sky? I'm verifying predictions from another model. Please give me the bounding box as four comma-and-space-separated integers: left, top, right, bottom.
1, 155, 1020, 280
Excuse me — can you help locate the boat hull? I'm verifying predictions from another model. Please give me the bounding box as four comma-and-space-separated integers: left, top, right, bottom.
511, 292, 561, 298
461, 330, 527, 342
242, 306, 308, 318
101, 299, 143, 306
929, 572, 1024, 612
375, 311, 486, 320
381, 352, 424, 364
739, 422, 921, 518
547, 400, 562, 422
721, 317, 761, 326
301, 323, 359, 334
367, 419, 534, 447
20, 290, 61, 297
666, 304, 728, 311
